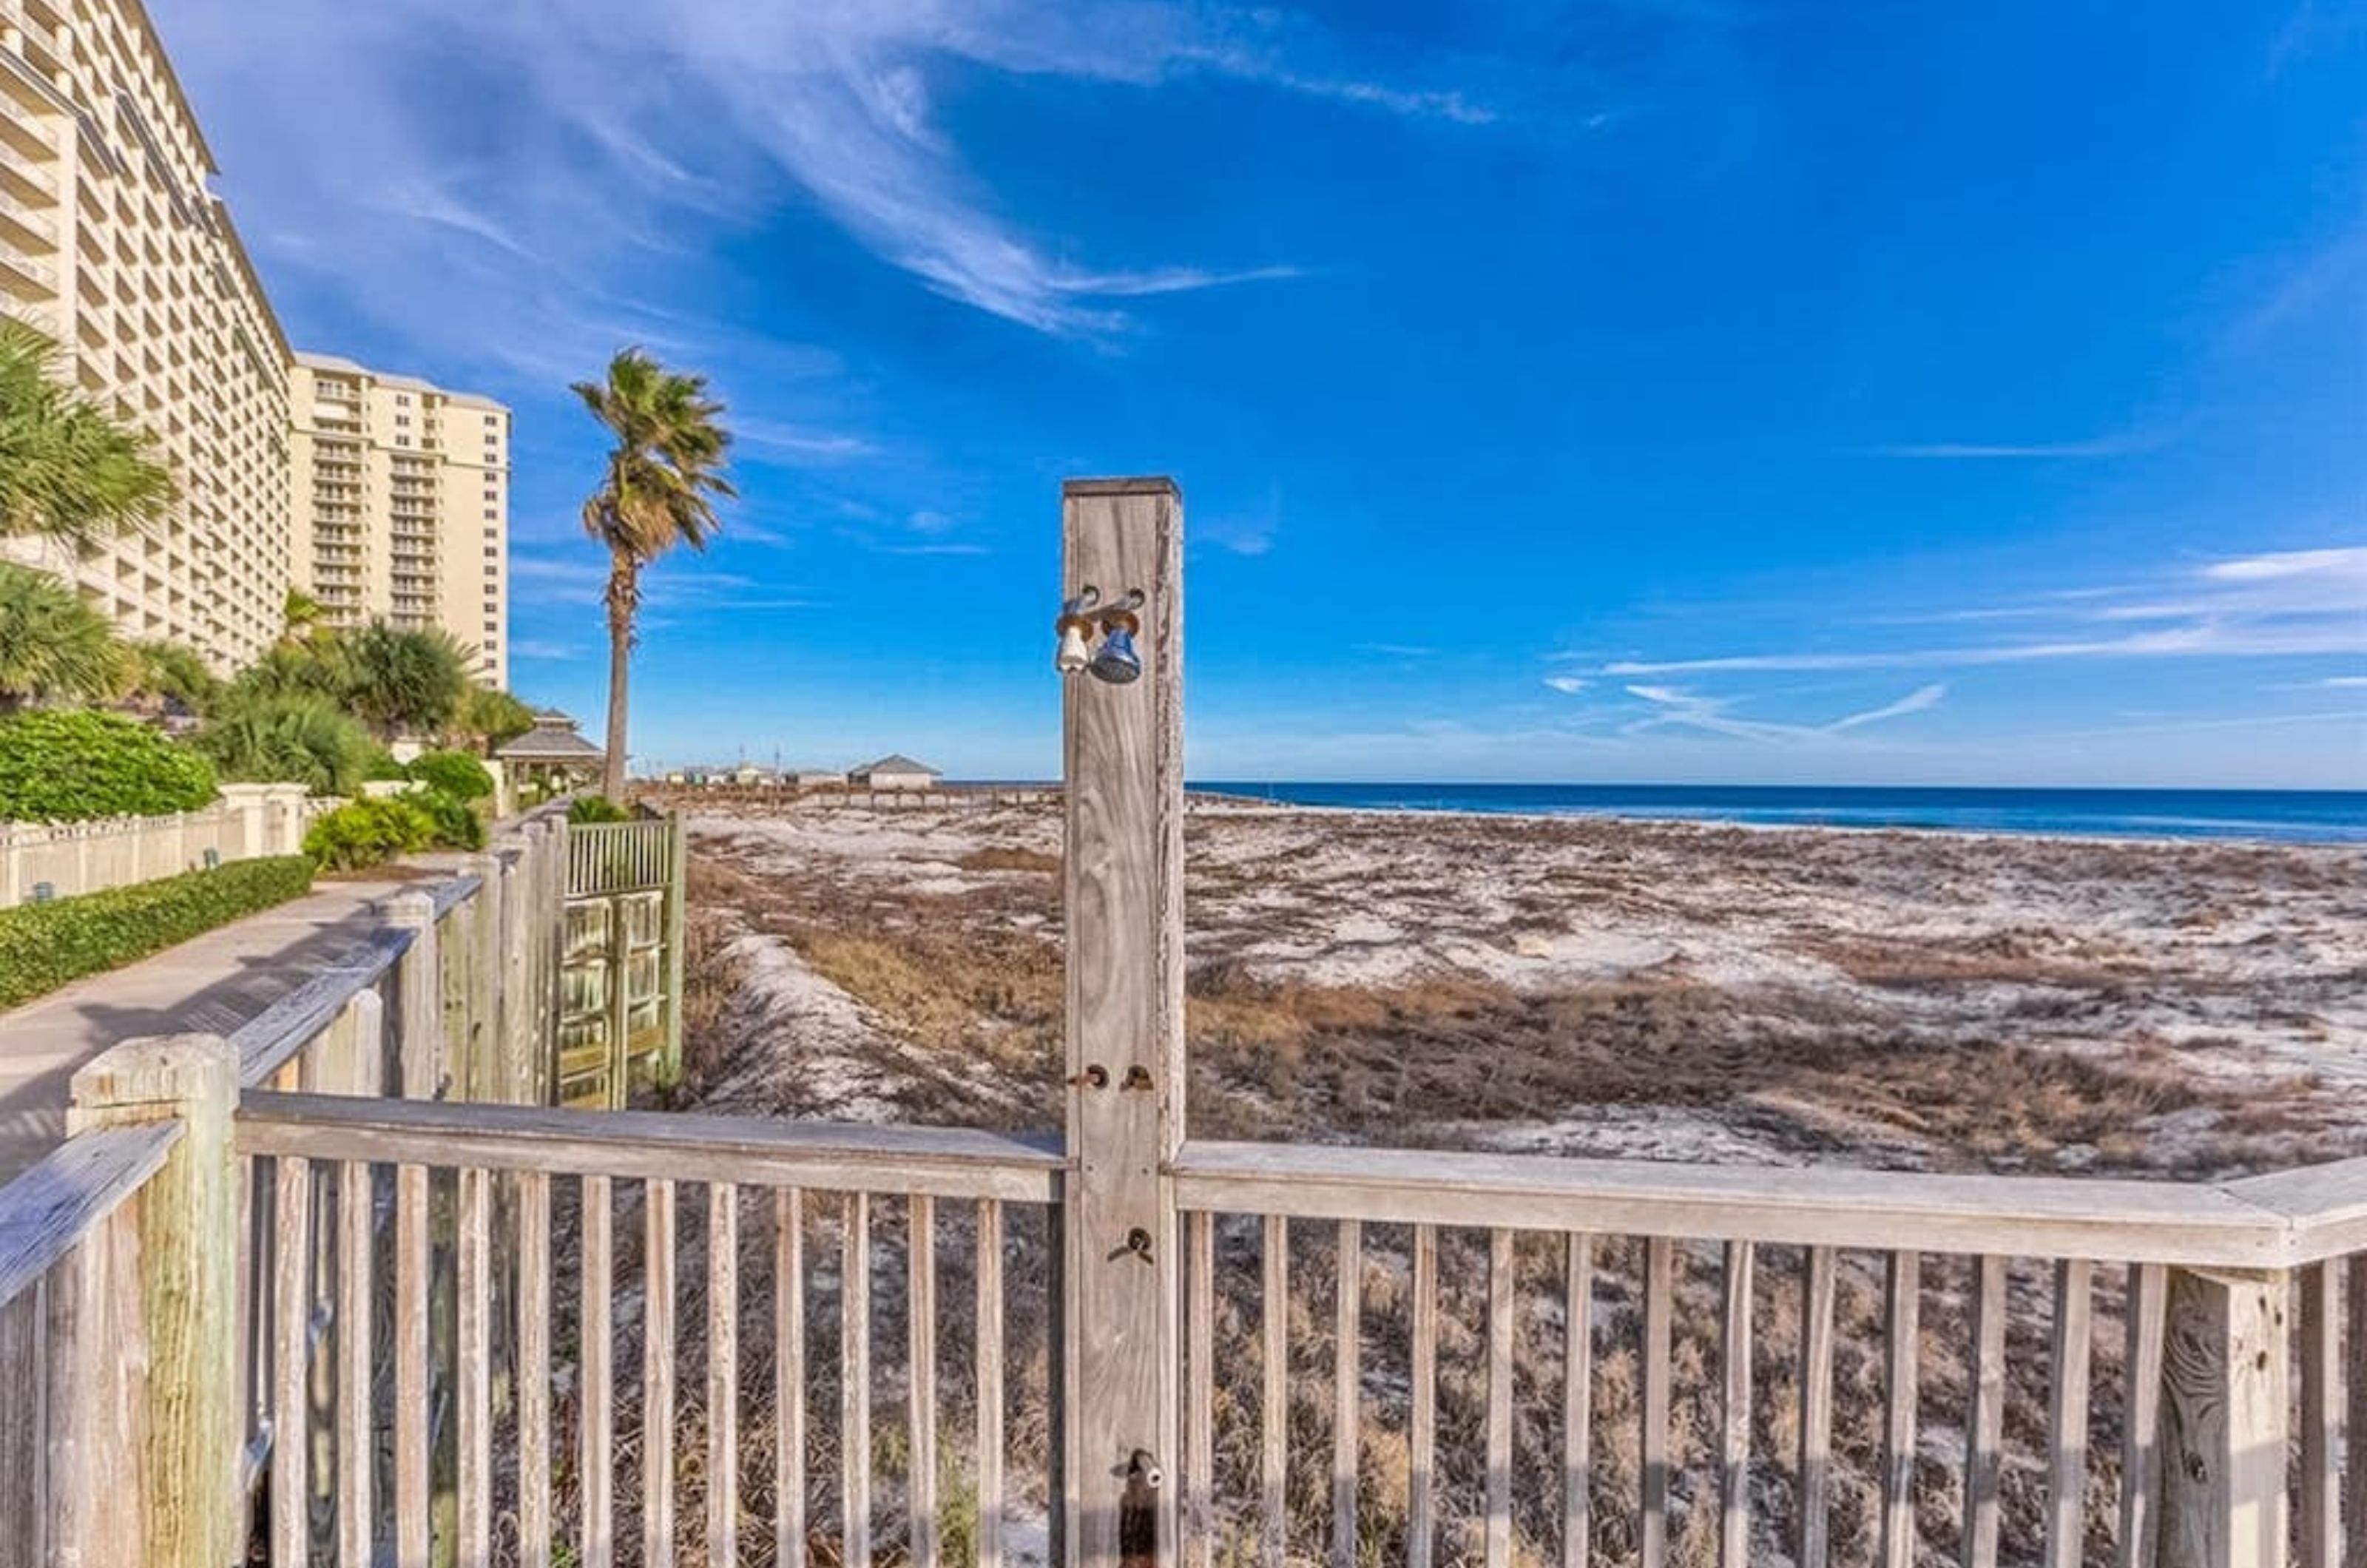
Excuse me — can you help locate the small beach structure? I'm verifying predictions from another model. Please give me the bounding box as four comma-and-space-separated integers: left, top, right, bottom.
850, 753, 942, 790
496, 709, 606, 795
789, 766, 846, 788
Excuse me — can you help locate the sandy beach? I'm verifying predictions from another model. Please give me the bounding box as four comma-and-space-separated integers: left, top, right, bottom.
675, 799, 2367, 1177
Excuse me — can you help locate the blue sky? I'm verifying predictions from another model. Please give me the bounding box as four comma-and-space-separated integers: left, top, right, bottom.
163, 1, 2364, 785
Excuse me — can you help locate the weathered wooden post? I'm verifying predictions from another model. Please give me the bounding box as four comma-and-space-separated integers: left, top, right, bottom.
389, 888, 442, 1100
2156, 1267, 2289, 1568
1059, 477, 1186, 1568
63, 1034, 242, 1568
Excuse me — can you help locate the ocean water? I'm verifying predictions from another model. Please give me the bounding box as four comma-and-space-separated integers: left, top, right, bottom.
1189, 783, 2367, 844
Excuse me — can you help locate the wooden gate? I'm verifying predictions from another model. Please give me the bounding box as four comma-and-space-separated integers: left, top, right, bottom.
558, 816, 685, 1107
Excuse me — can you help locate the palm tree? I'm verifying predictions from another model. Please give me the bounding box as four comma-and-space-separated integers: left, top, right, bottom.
0, 319, 175, 545
573, 348, 735, 802
0, 561, 125, 709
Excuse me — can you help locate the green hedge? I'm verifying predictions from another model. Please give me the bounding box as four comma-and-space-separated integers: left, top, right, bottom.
0, 709, 217, 822
0, 855, 315, 1012
407, 750, 494, 802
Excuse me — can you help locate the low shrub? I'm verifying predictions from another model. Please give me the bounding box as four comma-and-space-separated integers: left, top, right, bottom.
410, 785, 487, 851
0, 709, 217, 822
0, 855, 314, 1011
407, 749, 494, 802
303, 797, 434, 872
196, 692, 379, 797
567, 794, 632, 825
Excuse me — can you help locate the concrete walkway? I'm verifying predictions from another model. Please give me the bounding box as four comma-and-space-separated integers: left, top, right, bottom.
0, 878, 405, 1180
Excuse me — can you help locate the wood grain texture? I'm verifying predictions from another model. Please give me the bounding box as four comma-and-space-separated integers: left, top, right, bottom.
777, 1189, 807, 1568
1059, 476, 1186, 1568
1410, 1224, 1438, 1568
459, 1166, 492, 1568
0, 1283, 47, 1568
0, 1121, 179, 1306
1261, 1212, 1288, 1568
2346, 1256, 2367, 1567
979, 1200, 1007, 1568
337, 1163, 374, 1568
845, 1191, 873, 1568
909, 1194, 939, 1568
2043, 1258, 2092, 1568
237, 1089, 1061, 1200
582, 1175, 615, 1568
395, 1163, 431, 1568
1641, 1237, 1672, 1568
271, 1154, 313, 1568
1718, 1241, 1752, 1568
1563, 1234, 1593, 1568
1332, 1218, 1361, 1568
644, 1178, 678, 1568
1486, 1228, 1514, 1568
67, 1035, 240, 1568
2158, 1268, 2289, 1568
1798, 1246, 1839, 1568
1961, 1257, 2007, 1568
2297, 1263, 2339, 1568
709, 1182, 740, 1567
2120, 1263, 2168, 1568
518, 1172, 553, 1568
1879, 1252, 1920, 1568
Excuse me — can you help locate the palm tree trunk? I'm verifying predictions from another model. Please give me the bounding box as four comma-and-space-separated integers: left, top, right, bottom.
603, 554, 635, 802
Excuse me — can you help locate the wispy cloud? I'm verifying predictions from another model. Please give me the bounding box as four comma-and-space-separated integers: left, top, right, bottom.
1542, 675, 1590, 695
1863, 433, 2161, 460
1598, 545, 2367, 675
1826, 683, 1947, 731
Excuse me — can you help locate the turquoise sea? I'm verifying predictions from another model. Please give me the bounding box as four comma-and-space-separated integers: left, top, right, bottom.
1189, 783, 2367, 844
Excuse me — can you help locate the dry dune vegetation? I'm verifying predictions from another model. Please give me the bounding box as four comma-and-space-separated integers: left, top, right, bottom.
573, 800, 2367, 1568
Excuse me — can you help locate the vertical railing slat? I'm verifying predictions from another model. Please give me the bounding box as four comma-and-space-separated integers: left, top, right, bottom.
395, 1163, 430, 1568
978, 1200, 1007, 1568
337, 1162, 373, 1568
2346, 1256, 2367, 1567
1641, 1236, 1672, 1568
1799, 1245, 1836, 1568
1411, 1223, 1438, 1568
1262, 1212, 1289, 1568
709, 1183, 740, 1568
518, 1172, 553, 1568
1962, 1255, 2008, 1568
910, 1194, 940, 1568
583, 1175, 615, 1568
1718, 1240, 1752, 1568
644, 1179, 678, 1568
458, 1166, 493, 1568
1486, 1227, 1515, 1568
2119, 1263, 2167, 1568
1333, 1218, 1362, 1568
779, 1190, 808, 1568
2299, 1261, 2340, 1568
1880, 1251, 1920, 1568
270, 1155, 312, 1568
1184, 1209, 1212, 1568
845, 1191, 873, 1568
2044, 1259, 2093, 1568
1564, 1233, 1593, 1568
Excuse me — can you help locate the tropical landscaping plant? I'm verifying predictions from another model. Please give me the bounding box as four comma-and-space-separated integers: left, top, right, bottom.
0, 562, 125, 710
0, 708, 216, 820
405, 784, 487, 851
573, 347, 735, 801
0, 319, 176, 546
124, 639, 219, 720
342, 620, 469, 740
566, 793, 632, 825
301, 795, 436, 871
407, 748, 494, 802
197, 692, 385, 796
454, 682, 536, 754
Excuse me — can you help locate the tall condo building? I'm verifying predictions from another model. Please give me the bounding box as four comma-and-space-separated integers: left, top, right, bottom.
288, 353, 510, 688
0, 0, 292, 669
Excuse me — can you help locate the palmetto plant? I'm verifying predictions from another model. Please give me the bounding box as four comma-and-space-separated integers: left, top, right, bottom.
0, 319, 175, 544
0, 561, 125, 710
197, 692, 382, 796
342, 621, 470, 742
573, 347, 735, 801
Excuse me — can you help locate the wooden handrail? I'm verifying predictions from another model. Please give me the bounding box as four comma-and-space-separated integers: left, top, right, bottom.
234, 1091, 1064, 1202
230, 927, 412, 1087
1172, 1138, 2367, 1269
0, 1121, 183, 1305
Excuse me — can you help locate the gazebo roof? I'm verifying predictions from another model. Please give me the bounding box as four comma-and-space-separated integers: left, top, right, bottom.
497, 712, 606, 763
854, 753, 940, 776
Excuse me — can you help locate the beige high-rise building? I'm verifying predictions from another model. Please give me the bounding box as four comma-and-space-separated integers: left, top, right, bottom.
0, 0, 292, 670
288, 353, 510, 688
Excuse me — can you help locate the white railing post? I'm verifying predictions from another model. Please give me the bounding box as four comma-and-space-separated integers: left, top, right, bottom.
62, 1034, 241, 1568
2157, 1267, 2290, 1568
1058, 476, 1186, 1568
